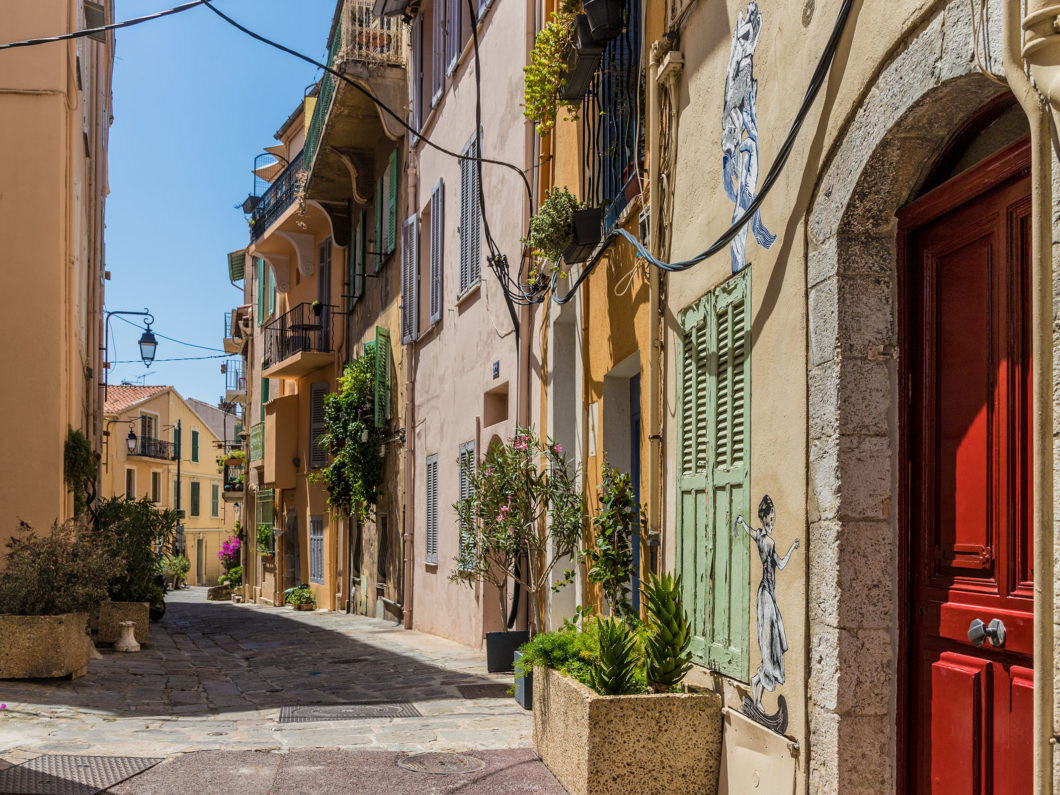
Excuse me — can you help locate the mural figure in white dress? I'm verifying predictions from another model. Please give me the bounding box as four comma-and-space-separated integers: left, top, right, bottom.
723, 1, 776, 273
734, 494, 799, 733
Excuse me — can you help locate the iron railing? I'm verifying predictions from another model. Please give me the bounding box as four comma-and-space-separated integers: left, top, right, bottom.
581, 0, 644, 226
249, 149, 304, 241
224, 310, 233, 338
304, 0, 406, 169
225, 360, 246, 394
263, 302, 337, 369
223, 463, 244, 493
250, 422, 264, 462
129, 436, 175, 460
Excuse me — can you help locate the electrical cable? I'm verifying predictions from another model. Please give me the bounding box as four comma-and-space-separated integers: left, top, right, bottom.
112, 313, 227, 352
0, 1, 210, 51
110, 353, 229, 363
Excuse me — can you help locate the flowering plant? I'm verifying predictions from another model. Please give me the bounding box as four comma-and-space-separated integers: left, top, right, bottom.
218, 534, 241, 571
452, 427, 583, 631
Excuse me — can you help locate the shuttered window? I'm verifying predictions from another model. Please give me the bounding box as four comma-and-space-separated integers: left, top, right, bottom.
211, 483, 219, 517
374, 327, 391, 427
173, 426, 182, 459
350, 211, 366, 307
676, 270, 751, 681
445, 0, 462, 74
151, 472, 161, 503
267, 262, 275, 317
190, 481, 200, 517
401, 214, 420, 343
309, 515, 325, 584
173, 478, 181, 508
308, 382, 328, 469
425, 454, 438, 564
410, 15, 423, 137
387, 150, 398, 257
429, 180, 444, 325
457, 441, 475, 571
432, 0, 445, 106
257, 488, 275, 527
125, 469, 135, 500
261, 377, 270, 406
191, 430, 199, 463
459, 134, 481, 294
256, 258, 265, 326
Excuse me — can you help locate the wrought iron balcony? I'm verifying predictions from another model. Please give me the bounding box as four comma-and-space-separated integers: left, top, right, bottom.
262, 302, 337, 379
249, 149, 304, 241
222, 462, 244, 499
225, 359, 246, 400
129, 436, 175, 461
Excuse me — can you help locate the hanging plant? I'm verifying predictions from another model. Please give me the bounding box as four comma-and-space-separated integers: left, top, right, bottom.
523, 10, 580, 136
64, 428, 96, 517
526, 186, 586, 264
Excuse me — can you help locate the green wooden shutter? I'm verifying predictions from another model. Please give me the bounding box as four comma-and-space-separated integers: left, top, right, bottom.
350, 213, 366, 308
191, 430, 199, 462
387, 149, 398, 255
211, 483, 219, 517
256, 258, 265, 326
375, 177, 384, 273
190, 481, 200, 517
676, 271, 751, 681
173, 427, 182, 459
374, 326, 391, 427
267, 263, 275, 316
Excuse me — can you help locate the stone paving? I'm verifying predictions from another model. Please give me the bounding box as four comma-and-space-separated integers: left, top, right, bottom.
0, 589, 534, 762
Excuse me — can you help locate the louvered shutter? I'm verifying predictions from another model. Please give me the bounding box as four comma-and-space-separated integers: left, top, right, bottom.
375, 177, 384, 272
191, 430, 199, 462
425, 455, 438, 564
190, 481, 200, 517
387, 150, 398, 255
457, 441, 475, 570
432, 0, 445, 105
446, 0, 461, 73
430, 180, 444, 325
256, 258, 265, 326
308, 382, 329, 469
355, 211, 367, 302
401, 214, 419, 343
309, 516, 324, 584
211, 483, 219, 517
410, 15, 423, 136
267, 263, 275, 316
261, 377, 270, 405
459, 136, 480, 294
374, 326, 391, 427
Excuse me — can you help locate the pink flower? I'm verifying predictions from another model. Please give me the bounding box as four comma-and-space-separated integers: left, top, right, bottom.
553, 443, 563, 454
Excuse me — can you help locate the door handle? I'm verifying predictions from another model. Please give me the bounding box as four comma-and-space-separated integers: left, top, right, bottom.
967, 618, 1006, 648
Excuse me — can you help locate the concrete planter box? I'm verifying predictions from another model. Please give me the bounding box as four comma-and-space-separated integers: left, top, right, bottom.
532, 668, 722, 795
0, 613, 93, 679
291, 603, 315, 611
206, 586, 233, 601
96, 601, 149, 645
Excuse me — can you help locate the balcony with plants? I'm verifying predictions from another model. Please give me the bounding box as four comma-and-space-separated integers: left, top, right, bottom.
218, 450, 246, 501
262, 301, 338, 379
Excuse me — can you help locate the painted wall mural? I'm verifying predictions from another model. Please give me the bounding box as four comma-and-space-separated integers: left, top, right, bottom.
734, 494, 799, 734
722, 1, 776, 273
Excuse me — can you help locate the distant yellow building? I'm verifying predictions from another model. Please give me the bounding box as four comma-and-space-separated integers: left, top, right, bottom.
101, 386, 240, 587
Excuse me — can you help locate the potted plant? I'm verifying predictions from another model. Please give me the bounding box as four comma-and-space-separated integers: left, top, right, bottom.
452, 428, 582, 672
530, 575, 723, 794
158, 552, 190, 590
0, 519, 122, 679
583, 461, 643, 618
285, 584, 316, 611
559, 15, 606, 102
582, 0, 624, 43
256, 523, 275, 558
527, 187, 603, 269
311, 300, 323, 317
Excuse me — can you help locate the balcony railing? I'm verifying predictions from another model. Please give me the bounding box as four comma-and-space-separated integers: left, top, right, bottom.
249, 149, 304, 241
250, 422, 264, 462
223, 463, 244, 494
129, 436, 175, 461
581, 0, 643, 226
263, 302, 337, 370
225, 360, 246, 394
304, 1, 406, 169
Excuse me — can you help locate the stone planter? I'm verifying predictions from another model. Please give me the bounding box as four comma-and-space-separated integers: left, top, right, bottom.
206, 586, 233, 601
532, 668, 722, 795
292, 603, 315, 611
0, 613, 93, 679
96, 601, 149, 645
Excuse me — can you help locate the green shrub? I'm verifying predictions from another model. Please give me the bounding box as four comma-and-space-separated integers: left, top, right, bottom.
256, 523, 275, 556
590, 617, 640, 695
285, 584, 315, 606
92, 496, 177, 603
526, 187, 585, 263
643, 573, 692, 692
159, 553, 190, 580
585, 461, 643, 619
218, 566, 242, 588
64, 428, 96, 517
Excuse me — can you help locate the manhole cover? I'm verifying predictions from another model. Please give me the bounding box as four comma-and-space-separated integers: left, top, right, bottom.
278, 702, 422, 723
457, 684, 511, 699
0, 755, 162, 795
398, 753, 486, 775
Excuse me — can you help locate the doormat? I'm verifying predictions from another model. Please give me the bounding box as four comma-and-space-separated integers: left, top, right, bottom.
0, 755, 163, 795
278, 702, 422, 723
397, 753, 486, 775
457, 684, 511, 699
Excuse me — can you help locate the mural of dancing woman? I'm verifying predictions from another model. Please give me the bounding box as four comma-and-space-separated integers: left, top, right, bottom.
734, 494, 799, 733
722, 1, 776, 273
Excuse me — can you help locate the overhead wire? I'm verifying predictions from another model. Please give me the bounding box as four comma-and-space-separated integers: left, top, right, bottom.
112, 312, 227, 351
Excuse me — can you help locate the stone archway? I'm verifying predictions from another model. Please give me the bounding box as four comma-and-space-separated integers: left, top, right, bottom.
805, 2, 1010, 791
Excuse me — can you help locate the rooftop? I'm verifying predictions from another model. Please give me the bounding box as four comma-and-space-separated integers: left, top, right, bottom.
103, 385, 169, 415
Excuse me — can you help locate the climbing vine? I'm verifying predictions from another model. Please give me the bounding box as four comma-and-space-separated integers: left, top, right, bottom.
64, 427, 96, 517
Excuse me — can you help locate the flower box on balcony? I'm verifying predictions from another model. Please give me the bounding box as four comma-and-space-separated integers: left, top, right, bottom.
562, 208, 605, 264
558, 15, 605, 103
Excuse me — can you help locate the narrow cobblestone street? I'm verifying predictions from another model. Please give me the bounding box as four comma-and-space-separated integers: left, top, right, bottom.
0, 590, 564, 792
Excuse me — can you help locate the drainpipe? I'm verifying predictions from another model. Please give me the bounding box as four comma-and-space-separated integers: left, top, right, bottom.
402, 157, 419, 630
647, 39, 663, 574
1004, 2, 1055, 790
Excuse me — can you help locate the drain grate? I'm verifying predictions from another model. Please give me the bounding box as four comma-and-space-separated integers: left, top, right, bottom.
278, 702, 421, 723
457, 684, 511, 699
398, 752, 486, 775
0, 755, 162, 795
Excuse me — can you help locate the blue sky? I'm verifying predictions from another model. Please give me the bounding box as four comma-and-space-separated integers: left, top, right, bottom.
105, 0, 334, 404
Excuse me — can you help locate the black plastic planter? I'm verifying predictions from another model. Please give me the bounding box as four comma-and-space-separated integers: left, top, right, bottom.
563, 207, 604, 264
558, 15, 605, 102
582, 0, 624, 43
486, 630, 530, 673
513, 650, 533, 710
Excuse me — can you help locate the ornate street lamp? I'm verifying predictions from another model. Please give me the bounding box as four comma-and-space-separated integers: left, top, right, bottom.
138, 326, 158, 367
101, 309, 158, 401
126, 428, 138, 454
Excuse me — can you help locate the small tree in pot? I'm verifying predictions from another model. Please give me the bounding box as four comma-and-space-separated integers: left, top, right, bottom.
452, 428, 583, 671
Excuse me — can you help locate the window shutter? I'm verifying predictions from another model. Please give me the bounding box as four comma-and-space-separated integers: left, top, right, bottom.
387, 150, 398, 255
261, 377, 270, 405
374, 326, 391, 427
470, 136, 481, 284
191, 430, 199, 463
351, 212, 366, 306
430, 180, 444, 324
457, 441, 475, 570
190, 481, 200, 517
459, 134, 481, 293
425, 455, 438, 564
256, 258, 265, 326
309, 382, 329, 469
375, 176, 384, 272
211, 483, 219, 517
432, 0, 445, 105
446, 0, 461, 73
258, 488, 275, 526
309, 516, 324, 584
401, 214, 419, 343
173, 427, 182, 459
267, 263, 275, 316
411, 14, 423, 136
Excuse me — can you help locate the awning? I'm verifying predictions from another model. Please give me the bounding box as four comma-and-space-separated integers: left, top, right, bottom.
372, 0, 412, 19
228, 249, 247, 282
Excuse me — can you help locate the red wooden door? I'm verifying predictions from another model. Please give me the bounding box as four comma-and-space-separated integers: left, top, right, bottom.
901, 138, 1034, 794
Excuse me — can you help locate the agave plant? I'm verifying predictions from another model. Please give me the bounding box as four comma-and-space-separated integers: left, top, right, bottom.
589, 616, 640, 695
643, 573, 692, 692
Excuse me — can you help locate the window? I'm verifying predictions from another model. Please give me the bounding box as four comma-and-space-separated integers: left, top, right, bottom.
309, 515, 324, 584
257, 489, 275, 554
151, 471, 161, 503
84, 2, 107, 41
211, 483, 219, 517
401, 213, 420, 343
425, 454, 438, 564
350, 210, 367, 308
125, 468, 135, 500
374, 327, 391, 427
676, 270, 751, 680
374, 152, 399, 268
139, 413, 156, 441
445, 0, 464, 75
429, 180, 444, 325
457, 441, 475, 570
459, 133, 481, 294
261, 377, 270, 406
190, 481, 200, 517
173, 426, 182, 459
191, 430, 199, 463
410, 15, 424, 135
432, 0, 445, 105
309, 382, 328, 469
378, 514, 389, 582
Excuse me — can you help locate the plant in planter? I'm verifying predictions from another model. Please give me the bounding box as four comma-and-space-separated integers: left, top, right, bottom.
523, 9, 579, 136
0, 519, 123, 678
452, 427, 582, 671
158, 553, 190, 590
256, 523, 275, 556
582, 0, 625, 43
285, 584, 315, 610
216, 449, 247, 471
311, 300, 323, 316
526, 187, 604, 271
218, 565, 242, 589
583, 461, 644, 619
